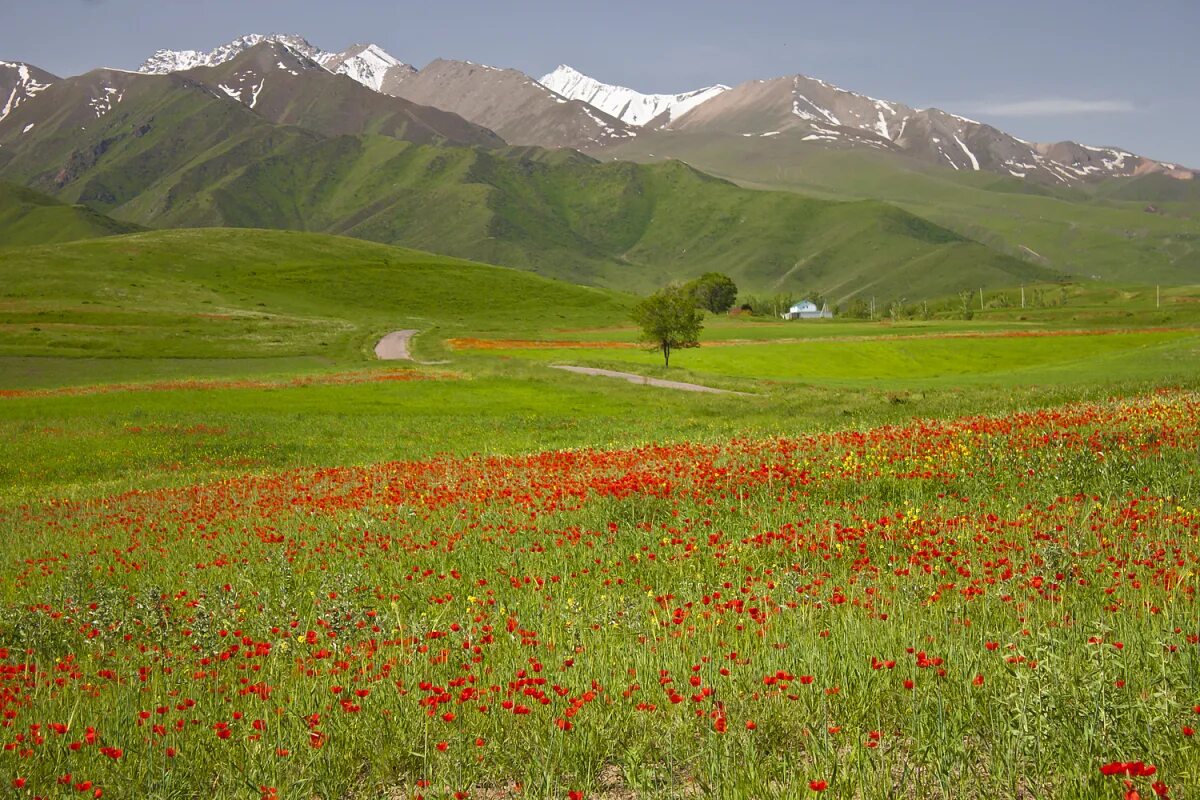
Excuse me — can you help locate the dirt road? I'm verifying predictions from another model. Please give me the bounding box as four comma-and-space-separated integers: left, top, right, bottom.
374, 330, 419, 361
551, 365, 751, 395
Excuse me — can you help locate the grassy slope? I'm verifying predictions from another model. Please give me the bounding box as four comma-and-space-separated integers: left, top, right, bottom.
124, 135, 1049, 300
0, 71, 321, 216
1093, 172, 1200, 204
597, 132, 1200, 286
0, 228, 632, 364
0, 181, 142, 247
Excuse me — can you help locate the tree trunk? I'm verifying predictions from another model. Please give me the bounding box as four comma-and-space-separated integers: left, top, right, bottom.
663, 342, 671, 368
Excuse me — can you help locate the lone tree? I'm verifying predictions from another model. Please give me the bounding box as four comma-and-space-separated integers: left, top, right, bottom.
632, 284, 704, 368
688, 272, 739, 314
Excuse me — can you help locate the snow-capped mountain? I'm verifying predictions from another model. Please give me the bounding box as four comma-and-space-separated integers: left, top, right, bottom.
540, 65, 727, 127
138, 34, 416, 95
0, 61, 56, 123
171, 41, 503, 147
80, 35, 1200, 184
139, 34, 324, 74
321, 43, 416, 93
580, 70, 1193, 185
384, 59, 635, 150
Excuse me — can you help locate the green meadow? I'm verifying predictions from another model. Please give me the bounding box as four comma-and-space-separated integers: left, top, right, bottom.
3, 228, 1200, 506
469, 329, 1200, 386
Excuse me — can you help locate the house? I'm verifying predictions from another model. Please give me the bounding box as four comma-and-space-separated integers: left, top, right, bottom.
782, 300, 833, 320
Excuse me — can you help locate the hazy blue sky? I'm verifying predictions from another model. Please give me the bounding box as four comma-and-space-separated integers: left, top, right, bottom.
3, 0, 1198, 165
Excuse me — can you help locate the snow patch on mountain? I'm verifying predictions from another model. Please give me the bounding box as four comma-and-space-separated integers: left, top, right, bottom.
539, 65, 727, 127
953, 134, 980, 170
0, 61, 53, 123
87, 86, 124, 118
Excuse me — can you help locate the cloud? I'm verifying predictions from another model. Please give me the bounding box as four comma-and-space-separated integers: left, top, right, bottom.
970, 98, 1137, 116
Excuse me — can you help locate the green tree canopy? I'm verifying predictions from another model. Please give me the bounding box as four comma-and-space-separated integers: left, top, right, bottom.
632, 284, 705, 367
688, 272, 739, 314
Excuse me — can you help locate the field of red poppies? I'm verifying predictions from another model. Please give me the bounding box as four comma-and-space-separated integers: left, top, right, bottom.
1, 390, 1198, 799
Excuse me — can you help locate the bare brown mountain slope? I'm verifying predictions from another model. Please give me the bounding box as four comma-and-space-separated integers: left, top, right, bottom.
384, 59, 636, 151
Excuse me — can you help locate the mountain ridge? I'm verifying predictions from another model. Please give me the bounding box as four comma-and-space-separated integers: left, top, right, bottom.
0, 180, 143, 247
138, 33, 419, 92
621, 71, 1194, 186
177, 42, 504, 147
383, 58, 637, 150
126, 34, 1195, 185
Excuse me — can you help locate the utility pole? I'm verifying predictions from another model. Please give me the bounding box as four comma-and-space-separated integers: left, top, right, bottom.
1021, 285, 1026, 309
1157, 285, 1161, 309
870, 296, 876, 320
979, 287, 984, 310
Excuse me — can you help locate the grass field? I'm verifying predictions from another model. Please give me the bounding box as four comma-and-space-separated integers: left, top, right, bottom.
1, 228, 1198, 798
2, 392, 1197, 799
462, 329, 1200, 387
0, 228, 631, 367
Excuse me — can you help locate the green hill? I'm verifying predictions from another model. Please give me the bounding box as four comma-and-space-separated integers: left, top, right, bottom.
0, 228, 632, 361
598, 131, 1200, 286
1092, 172, 1200, 205
40, 131, 1053, 302
0, 181, 142, 247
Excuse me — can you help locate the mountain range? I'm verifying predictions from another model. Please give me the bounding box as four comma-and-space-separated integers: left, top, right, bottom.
136, 35, 1196, 186
0, 33, 1195, 302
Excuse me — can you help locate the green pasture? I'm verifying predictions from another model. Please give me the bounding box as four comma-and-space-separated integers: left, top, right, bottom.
3, 227, 1200, 504
7, 358, 1155, 504
0, 228, 631, 368
473, 329, 1200, 387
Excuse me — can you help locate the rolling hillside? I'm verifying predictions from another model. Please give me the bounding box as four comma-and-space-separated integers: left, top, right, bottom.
0, 227, 632, 361
107, 136, 1052, 300
0, 181, 142, 247
598, 132, 1200, 285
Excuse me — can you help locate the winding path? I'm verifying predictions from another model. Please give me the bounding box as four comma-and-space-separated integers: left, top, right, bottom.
551, 365, 751, 396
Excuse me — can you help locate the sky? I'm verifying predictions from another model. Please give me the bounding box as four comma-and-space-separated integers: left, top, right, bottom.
3, 0, 1198, 166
